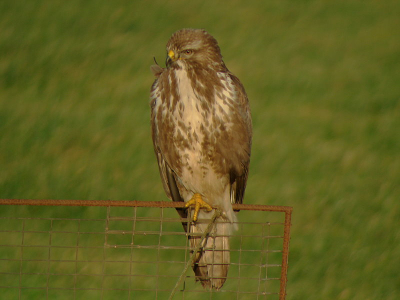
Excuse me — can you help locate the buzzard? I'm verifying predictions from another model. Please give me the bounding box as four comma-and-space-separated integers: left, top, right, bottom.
150, 28, 252, 289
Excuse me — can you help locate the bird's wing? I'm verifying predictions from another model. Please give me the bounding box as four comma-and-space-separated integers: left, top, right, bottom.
227, 72, 252, 205
150, 77, 187, 220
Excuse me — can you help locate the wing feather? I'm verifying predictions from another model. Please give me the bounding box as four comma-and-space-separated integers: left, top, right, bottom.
227, 72, 252, 205
151, 77, 188, 222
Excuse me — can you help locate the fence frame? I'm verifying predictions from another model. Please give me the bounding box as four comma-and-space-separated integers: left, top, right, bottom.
0, 198, 292, 299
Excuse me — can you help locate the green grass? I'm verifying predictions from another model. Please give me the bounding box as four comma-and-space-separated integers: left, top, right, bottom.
1, 0, 399, 299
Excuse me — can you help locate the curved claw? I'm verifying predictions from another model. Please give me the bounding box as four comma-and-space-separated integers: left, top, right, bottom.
185, 193, 213, 222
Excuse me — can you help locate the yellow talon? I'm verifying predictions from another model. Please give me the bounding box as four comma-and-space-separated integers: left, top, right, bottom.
185, 193, 213, 222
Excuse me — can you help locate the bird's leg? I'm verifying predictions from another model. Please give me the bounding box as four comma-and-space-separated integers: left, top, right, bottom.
185, 193, 213, 222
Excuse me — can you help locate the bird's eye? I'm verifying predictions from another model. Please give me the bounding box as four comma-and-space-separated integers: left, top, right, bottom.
183, 49, 193, 55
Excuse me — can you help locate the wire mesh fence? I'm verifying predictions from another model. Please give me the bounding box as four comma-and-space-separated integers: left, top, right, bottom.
0, 199, 292, 300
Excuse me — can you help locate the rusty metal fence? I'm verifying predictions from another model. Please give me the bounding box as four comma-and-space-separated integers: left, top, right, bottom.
0, 199, 292, 300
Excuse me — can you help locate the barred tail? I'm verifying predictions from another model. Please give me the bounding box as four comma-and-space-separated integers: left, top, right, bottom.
189, 218, 232, 290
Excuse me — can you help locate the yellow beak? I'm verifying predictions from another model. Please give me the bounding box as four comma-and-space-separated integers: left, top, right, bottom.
166, 50, 178, 67
168, 50, 176, 61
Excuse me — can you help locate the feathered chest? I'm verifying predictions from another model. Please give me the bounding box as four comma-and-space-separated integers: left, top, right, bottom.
151, 68, 237, 175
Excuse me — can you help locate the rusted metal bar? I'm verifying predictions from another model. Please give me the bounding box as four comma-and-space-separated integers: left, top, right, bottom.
0, 198, 292, 213
280, 207, 292, 300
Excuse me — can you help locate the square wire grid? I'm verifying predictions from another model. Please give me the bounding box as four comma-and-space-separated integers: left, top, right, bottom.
0, 199, 292, 300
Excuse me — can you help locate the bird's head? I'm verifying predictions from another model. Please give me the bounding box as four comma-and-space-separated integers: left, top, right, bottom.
165, 28, 224, 70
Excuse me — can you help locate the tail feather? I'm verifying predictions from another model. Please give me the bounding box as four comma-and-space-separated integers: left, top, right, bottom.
189, 216, 232, 290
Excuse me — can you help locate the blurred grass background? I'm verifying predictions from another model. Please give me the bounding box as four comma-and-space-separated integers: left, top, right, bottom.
0, 0, 399, 299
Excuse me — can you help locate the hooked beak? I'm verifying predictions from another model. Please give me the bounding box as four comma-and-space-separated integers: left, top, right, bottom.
166, 50, 177, 67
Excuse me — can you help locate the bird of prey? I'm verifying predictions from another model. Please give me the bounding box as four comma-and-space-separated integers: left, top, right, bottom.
150, 28, 252, 290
